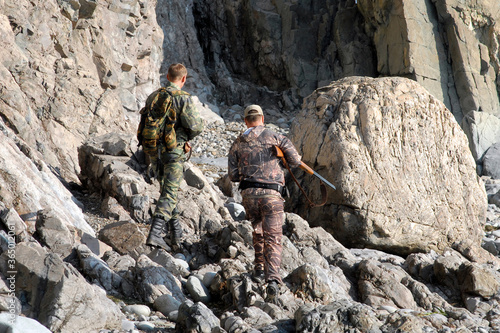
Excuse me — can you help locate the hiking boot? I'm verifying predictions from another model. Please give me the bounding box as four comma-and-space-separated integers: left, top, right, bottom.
266, 280, 279, 302
252, 269, 265, 283
169, 218, 183, 246
146, 217, 171, 251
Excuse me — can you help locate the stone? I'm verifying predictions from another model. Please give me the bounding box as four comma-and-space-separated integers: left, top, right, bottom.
147, 248, 190, 278
289, 76, 487, 256
295, 301, 383, 332
98, 221, 146, 255
202, 271, 218, 288
135, 321, 155, 331
357, 259, 418, 310
176, 300, 220, 333
15, 243, 124, 332
123, 304, 151, 317
0, 121, 94, 236
79, 232, 113, 258
35, 208, 76, 258
78, 136, 154, 224
224, 202, 246, 221
462, 112, 500, 162
76, 244, 123, 293
483, 142, 500, 179
101, 196, 132, 221
287, 264, 353, 304
0, 312, 52, 333
184, 162, 210, 189
0, 206, 29, 241
186, 275, 211, 304
153, 294, 181, 317
433, 250, 468, 294
459, 263, 500, 299
134, 255, 185, 304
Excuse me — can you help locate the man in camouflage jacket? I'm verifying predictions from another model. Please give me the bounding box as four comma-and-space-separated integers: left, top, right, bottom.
228, 104, 301, 300
145, 63, 203, 250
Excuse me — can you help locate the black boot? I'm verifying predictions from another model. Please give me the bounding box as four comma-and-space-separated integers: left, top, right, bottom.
169, 218, 183, 246
146, 217, 171, 250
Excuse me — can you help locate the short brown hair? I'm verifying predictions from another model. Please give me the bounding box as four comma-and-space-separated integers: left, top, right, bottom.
167, 63, 187, 81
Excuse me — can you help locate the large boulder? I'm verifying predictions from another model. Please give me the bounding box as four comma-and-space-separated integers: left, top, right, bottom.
289, 76, 487, 255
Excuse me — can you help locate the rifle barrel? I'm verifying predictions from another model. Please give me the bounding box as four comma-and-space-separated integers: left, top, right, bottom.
275, 145, 336, 190
310, 171, 336, 190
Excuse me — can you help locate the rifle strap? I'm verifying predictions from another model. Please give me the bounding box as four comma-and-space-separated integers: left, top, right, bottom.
280, 156, 327, 207
185, 146, 192, 161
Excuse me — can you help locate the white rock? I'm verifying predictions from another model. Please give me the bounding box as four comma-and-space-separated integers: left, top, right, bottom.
0, 313, 52, 333
123, 304, 151, 317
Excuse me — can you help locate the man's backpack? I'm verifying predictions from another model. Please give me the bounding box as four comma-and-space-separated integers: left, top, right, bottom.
137, 88, 189, 157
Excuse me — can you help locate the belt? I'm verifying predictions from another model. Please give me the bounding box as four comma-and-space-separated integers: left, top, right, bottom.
239, 180, 284, 194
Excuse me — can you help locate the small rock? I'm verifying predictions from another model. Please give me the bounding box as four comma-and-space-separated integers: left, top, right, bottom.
153, 294, 181, 316
123, 304, 151, 317
186, 275, 211, 303
135, 321, 155, 331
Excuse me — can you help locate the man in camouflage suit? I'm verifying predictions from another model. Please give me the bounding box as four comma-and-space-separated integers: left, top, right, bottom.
228, 104, 301, 300
145, 63, 203, 250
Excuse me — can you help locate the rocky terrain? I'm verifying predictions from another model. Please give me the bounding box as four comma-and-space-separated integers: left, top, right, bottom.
1, 0, 500, 332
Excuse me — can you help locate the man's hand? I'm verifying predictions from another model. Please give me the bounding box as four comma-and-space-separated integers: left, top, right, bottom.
147, 158, 159, 182
184, 141, 191, 153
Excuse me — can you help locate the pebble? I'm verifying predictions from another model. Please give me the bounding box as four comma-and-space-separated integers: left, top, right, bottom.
135, 321, 155, 331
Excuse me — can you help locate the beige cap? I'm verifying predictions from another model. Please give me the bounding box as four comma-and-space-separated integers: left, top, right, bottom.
244, 104, 264, 118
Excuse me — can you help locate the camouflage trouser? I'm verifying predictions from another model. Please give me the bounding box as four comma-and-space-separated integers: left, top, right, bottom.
242, 188, 284, 284
154, 156, 184, 221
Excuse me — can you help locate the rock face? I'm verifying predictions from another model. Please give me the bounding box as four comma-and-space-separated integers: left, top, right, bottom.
0, 0, 162, 182
289, 76, 487, 255
192, 0, 375, 107
0, 119, 93, 236
357, 0, 500, 123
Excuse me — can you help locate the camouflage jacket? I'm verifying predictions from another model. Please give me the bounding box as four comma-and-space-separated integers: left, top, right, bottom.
159, 81, 203, 160
228, 125, 301, 186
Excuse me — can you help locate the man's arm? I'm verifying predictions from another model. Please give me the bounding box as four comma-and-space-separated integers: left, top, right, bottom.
228, 142, 241, 182
279, 136, 301, 168
180, 96, 204, 140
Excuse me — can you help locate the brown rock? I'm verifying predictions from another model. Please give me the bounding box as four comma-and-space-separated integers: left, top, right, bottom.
98, 221, 146, 255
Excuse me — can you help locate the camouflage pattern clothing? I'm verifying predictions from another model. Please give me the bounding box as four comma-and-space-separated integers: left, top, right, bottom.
228, 125, 301, 283
151, 81, 203, 221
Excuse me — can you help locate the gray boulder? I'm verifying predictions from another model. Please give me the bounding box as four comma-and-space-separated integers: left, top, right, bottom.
483, 141, 500, 179
15, 243, 123, 332
35, 209, 75, 258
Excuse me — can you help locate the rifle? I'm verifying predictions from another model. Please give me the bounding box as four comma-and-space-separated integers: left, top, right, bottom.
275, 146, 360, 210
